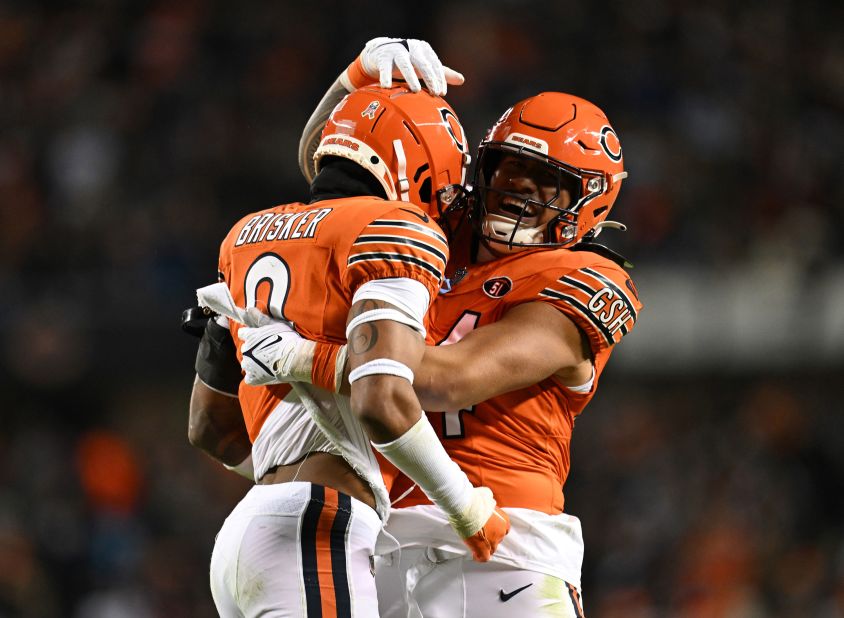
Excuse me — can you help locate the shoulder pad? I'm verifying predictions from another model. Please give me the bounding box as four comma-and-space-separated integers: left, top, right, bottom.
570, 241, 633, 269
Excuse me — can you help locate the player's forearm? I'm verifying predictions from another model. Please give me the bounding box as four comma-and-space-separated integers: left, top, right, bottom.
340, 306, 510, 410
188, 376, 251, 466
369, 412, 510, 558
345, 299, 508, 554
414, 330, 542, 410
339, 330, 542, 410
416, 302, 591, 409
298, 75, 351, 181
350, 375, 425, 442
346, 313, 428, 441
412, 345, 474, 410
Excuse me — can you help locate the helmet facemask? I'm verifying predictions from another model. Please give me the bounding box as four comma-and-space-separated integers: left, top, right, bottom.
469, 92, 628, 257
474, 144, 604, 253
432, 181, 471, 241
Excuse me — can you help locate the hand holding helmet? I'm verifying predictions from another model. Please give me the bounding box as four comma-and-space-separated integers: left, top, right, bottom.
343, 37, 465, 96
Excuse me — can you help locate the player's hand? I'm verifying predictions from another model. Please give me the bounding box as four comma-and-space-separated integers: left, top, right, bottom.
463, 506, 510, 562
447, 487, 511, 562
353, 37, 464, 96
238, 320, 315, 386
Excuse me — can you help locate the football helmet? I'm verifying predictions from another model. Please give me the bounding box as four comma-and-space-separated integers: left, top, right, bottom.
472, 92, 627, 252
313, 85, 469, 219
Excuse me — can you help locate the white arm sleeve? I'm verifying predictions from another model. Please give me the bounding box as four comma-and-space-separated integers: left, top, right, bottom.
372, 416, 473, 524
298, 75, 352, 183
352, 277, 430, 327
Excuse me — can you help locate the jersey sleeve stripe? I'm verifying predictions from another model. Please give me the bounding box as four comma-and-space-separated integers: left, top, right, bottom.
580, 267, 639, 321
369, 219, 448, 244
539, 288, 615, 346
559, 275, 598, 296
348, 252, 443, 281
353, 235, 447, 265
558, 274, 633, 336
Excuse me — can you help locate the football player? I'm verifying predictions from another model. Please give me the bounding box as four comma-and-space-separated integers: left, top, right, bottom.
188, 40, 508, 617
245, 42, 643, 617
373, 92, 640, 618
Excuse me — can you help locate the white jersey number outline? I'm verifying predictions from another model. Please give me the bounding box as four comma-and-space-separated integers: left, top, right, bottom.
436, 310, 481, 438
244, 252, 291, 320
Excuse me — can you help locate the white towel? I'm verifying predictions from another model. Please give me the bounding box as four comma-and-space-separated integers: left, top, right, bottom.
196, 282, 391, 520
196, 282, 271, 327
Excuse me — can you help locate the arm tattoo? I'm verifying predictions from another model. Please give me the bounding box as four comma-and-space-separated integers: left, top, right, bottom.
350, 322, 379, 355
349, 299, 381, 319
348, 299, 385, 355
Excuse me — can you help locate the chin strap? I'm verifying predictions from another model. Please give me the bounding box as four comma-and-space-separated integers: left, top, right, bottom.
393, 139, 411, 202
482, 209, 629, 251
480, 213, 544, 253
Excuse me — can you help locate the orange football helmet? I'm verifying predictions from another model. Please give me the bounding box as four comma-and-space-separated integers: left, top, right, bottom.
313, 85, 469, 219
473, 91, 627, 251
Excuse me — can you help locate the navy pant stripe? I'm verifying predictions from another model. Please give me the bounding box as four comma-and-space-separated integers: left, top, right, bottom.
330, 492, 353, 617
301, 484, 325, 618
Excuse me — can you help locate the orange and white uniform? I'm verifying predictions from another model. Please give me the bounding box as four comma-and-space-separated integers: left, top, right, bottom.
217, 197, 446, 516
209, 196, 448, 618
375, 246, 641, 617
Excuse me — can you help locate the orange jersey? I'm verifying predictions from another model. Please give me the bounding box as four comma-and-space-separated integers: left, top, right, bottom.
216, 196, 449, 442
391, 245, 642, 514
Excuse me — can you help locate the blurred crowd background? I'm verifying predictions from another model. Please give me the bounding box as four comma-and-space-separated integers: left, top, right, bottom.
1, 1, 842, 616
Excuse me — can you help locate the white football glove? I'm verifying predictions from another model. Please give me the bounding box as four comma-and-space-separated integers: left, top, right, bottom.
238, 320, 315, 386
356, 37, 464, 96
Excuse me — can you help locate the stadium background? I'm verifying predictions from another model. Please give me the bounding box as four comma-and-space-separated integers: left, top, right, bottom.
1, 1, 842, 616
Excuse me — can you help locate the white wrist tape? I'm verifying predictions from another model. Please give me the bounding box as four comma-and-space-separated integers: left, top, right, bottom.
349, 358, 414, 384
223, 453, 254, 482
278, 338, 316, 383
346, 308, 425, 339
372, 416, 473, 520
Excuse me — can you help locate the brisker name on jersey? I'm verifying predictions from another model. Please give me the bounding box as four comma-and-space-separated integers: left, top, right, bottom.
235, 207, 333, 247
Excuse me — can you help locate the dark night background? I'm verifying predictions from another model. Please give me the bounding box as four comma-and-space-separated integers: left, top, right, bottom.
1, 1, 842, 616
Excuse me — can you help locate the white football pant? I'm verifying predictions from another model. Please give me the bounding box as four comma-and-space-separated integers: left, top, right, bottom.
375, 547, 585, 618
210, 482, 381, 617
